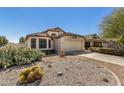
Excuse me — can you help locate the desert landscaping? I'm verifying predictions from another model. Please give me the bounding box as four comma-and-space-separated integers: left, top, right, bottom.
0, 54, 123, 86
0, 7, 124, 86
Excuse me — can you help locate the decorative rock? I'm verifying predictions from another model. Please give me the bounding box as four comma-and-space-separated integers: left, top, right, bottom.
48, 64, 52, 68
57, 72, 63, 76
59, 49, 65, 57
103, 78, 109, 83
26, 80, 41, 86
65, 67, 69, 70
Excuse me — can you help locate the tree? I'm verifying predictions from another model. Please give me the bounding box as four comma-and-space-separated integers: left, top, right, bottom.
100, 8, 124, 45
0, 36, 8, 47
19, 36, 25, 43
119, 35, 124, 45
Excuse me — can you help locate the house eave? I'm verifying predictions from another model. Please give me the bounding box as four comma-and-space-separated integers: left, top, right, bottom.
25, 35, 52, 41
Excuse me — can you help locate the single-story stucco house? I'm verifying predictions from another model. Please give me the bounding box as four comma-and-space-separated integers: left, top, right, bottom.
25, 27, 85, 53
24, 27, 121, 53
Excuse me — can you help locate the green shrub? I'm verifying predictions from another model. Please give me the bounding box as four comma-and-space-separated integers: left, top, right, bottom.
100, 48, 115, 54
89, 47, 124, 56
18, 65, 43, 84
89, 47, 101, 53
0, 46, 45, 68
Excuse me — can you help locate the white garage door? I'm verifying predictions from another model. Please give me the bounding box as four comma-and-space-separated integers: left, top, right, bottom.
62, 41, 82, 51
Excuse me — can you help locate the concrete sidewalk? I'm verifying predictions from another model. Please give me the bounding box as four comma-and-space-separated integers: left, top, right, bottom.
78, 53, 124, 66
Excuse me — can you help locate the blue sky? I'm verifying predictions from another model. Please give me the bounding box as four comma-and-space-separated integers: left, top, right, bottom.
0, 7, 115, 43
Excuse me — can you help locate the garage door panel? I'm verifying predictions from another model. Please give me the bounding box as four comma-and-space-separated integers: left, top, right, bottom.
62, 41, 82, 51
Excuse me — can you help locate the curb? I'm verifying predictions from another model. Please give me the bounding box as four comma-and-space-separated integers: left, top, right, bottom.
102, 65, 121, 86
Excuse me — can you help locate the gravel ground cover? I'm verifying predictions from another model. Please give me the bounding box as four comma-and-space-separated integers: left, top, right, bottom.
0, 55, 120, 86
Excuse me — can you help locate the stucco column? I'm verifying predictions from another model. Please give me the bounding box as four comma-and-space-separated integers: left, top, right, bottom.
36, 38, 39, 49
28, 38, 31, 48
90, 42, 93, 47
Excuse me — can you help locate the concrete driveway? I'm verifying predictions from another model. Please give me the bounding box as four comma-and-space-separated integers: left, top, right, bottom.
78, 52, 124, 67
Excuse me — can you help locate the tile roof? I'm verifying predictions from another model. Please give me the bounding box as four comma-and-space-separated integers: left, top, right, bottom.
64, 32, 85, 38
26, 27, 85, 39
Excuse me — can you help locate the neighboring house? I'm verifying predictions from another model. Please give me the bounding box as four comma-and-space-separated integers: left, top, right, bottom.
25, 27, 85, 53
102, 39, 122, 49
84, 34, 122, 49
84, 34, 103, 49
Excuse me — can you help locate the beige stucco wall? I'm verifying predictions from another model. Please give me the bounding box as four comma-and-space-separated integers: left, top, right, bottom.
59, 35, 85, 52
26, 37, 53, 50
26, 35, 85, 52
55, 38, 61, 52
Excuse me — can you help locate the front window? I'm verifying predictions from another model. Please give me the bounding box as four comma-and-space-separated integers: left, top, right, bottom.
31, 38, 36, 49
39, 39, 47, 48
93, 42, 102, 47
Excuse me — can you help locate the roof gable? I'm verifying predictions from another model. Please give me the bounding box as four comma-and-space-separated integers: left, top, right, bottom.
25, 27, 86, 40
84, 34, 101, 40
46, 27, 65, 33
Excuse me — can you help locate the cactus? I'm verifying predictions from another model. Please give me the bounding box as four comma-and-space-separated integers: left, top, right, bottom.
18, 65, 43, 84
